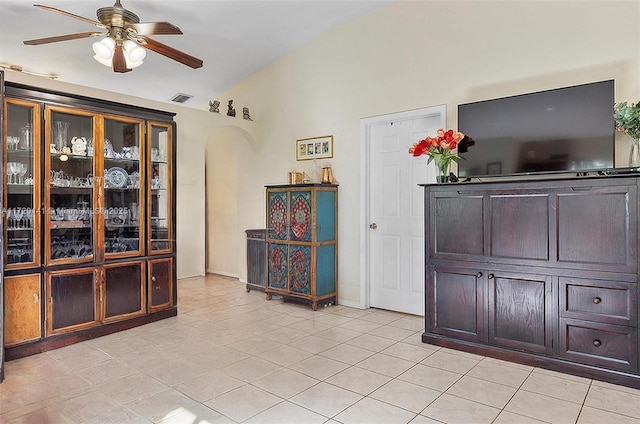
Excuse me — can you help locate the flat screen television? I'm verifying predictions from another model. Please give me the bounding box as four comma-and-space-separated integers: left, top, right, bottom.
457, 80, 615, 178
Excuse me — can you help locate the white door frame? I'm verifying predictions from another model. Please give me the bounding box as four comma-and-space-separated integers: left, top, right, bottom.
359, 105, 446, 310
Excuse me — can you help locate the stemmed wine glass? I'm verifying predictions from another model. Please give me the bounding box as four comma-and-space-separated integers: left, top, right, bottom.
7, 162, 18, 184
17, 163, 27, 185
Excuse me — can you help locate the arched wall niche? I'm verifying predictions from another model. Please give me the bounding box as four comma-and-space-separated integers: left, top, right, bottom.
204, 124, 261, 280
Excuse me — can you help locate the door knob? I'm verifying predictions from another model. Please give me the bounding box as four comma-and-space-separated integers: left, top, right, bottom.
369, 223, 378, 230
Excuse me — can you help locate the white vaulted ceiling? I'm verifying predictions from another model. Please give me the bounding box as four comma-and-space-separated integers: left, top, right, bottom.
0, 0, 392, 110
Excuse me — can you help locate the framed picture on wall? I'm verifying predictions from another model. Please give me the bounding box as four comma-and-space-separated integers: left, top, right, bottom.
296, 135, 333, 161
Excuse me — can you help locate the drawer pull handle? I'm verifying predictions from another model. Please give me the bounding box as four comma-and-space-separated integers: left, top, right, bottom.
476, 272, 483, 278
488, 273, 495, 279
593, 297, 602, 304
593, 339, 602, 347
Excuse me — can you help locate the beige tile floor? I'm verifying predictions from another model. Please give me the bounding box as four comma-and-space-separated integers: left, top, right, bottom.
2, 274, 640, 423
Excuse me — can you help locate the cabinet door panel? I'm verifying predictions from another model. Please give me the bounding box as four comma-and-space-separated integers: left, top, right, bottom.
5, 99, 41, 269
290, 191, 312, 241
4, 274, 41, 346
104, 262, 144, 319
148, 258, 172, 311
148, 122, 173, 254
47, 269, 98, 334
289, 245, 311, 294
45, 107, 96, 266
268, 243, 288, 290
557, 186, 636, 271
431, 194, 484, 256
268, 191, 288, 240
489, 193, 549, 260
488, 272, 553, 354
103, 116, 144, 259
428, 267, 486, 342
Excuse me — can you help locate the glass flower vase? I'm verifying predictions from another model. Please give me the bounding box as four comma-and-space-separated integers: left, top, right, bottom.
434, 158, 451, 183
630, 138, 640, 167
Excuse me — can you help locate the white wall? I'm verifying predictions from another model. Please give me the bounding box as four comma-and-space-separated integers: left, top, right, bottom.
214, 0, 640, 306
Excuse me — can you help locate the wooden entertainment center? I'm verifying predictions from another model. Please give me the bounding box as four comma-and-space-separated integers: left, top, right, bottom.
422, 174, 640, 388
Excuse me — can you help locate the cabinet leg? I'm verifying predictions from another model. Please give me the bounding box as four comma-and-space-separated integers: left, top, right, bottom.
266, 292, 272, 300
312, 301, 318, 311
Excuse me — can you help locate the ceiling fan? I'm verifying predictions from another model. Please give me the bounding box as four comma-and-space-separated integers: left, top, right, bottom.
23, 1, 204, 73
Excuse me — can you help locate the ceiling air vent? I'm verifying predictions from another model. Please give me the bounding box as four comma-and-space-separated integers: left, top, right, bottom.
170, 93, 193, 103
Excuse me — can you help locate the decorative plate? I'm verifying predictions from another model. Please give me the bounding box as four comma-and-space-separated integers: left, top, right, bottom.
105, 167, 128, 188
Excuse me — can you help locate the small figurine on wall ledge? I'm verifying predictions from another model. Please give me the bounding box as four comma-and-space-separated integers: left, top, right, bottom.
208, 100, 220, 113
243, 107, 253, 121
227, 100, 236, 117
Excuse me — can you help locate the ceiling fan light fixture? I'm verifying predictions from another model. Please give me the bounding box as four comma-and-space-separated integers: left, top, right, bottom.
124, 39, 146, 62
125, 57, 143, 69
92, 36, 115, 60
93, 54, 113, 67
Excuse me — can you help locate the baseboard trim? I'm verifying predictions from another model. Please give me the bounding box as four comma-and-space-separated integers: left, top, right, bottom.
338, 298, 364, 309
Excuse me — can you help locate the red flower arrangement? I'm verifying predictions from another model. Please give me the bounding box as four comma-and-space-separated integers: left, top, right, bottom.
409, 129, 465, 181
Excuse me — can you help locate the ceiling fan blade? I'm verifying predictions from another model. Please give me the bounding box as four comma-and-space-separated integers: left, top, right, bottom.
24, 31, 104, 45
137, 36, 203, 69
112, 44, 131, 73
127, 22, 183, 36
34, 4, 105, 28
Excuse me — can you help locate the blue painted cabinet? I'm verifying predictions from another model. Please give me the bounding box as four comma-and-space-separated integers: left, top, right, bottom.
265, 184, 338, 310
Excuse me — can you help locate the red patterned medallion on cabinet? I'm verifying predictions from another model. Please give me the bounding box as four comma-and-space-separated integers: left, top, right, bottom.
269, 193, 287, 239
290, 193, 311, 241
269, 244, 287, 289
290, 246, 311, 293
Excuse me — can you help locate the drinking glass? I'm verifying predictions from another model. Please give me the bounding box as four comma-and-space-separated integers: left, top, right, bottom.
17, 163, 27, 184
7, 162, 17, 184
52, 121, 71, 152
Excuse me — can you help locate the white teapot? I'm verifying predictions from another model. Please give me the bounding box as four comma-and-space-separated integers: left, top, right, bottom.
71, 137, 87, 156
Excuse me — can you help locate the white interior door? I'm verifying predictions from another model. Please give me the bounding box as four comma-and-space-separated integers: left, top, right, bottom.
366, 107, 444, 315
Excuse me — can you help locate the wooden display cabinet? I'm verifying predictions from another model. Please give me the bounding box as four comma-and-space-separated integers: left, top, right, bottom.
265, 184, 338, 310
2, 81, 177, 363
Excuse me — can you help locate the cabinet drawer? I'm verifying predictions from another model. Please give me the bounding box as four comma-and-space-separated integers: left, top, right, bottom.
560, 278, 637, 326
560, 318, 637, 372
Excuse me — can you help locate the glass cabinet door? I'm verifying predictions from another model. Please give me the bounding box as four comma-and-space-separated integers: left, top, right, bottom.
45, 107, 97, 265
103, 115, 144, 258
148, 122, 172, 254
5, 99, 41, 269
